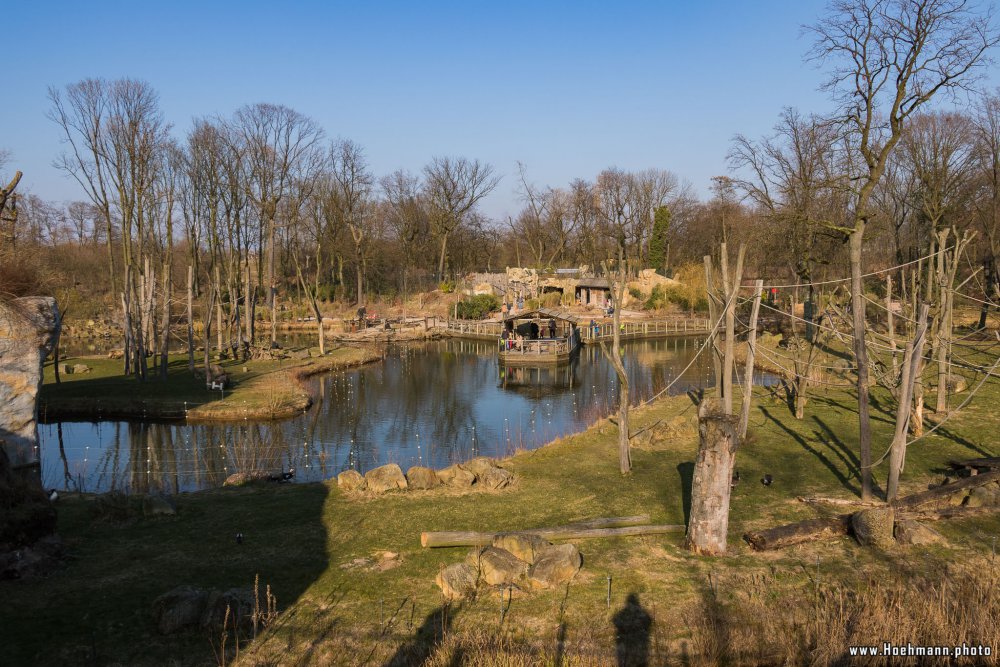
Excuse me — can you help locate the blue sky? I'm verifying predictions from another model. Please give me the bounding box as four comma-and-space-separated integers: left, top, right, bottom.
4, 0, 980, 219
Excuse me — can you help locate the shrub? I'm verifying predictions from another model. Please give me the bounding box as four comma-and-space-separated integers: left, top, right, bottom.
628, 286, 644, 301
540, 291, 561, 307
455, 294, 499, 320
438, 281, 456, 294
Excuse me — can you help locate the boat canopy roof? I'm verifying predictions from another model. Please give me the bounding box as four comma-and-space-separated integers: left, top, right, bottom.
502, 307, 581, 324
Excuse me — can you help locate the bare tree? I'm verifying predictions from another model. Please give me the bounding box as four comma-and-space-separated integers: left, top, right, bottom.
423, 156, 500, 281
329, 139, 374, 306
234, 103, 324, 345
808, 0, 998, 499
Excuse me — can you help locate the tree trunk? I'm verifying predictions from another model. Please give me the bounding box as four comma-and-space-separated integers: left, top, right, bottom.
437, 232, 449, 283
849, 227, 873, 500
420, 516, 660, 548
160, 267, 170, 379
187, 265, 195, 373
686, 399, 740, 555
887, 304, 929, 500
704, 256, 723, 398
738, 280, 763, 439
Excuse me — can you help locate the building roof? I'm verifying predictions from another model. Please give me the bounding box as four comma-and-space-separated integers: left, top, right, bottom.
502, 307, 581, 324
575, 277, 610, 288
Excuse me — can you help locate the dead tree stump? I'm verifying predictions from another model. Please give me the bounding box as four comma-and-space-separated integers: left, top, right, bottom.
686, 399, 740, 555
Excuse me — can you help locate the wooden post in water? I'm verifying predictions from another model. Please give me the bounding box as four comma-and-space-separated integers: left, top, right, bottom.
686, 399, 740, 556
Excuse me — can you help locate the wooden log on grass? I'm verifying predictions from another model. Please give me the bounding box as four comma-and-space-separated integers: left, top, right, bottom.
420, 514, 671, 548
891, 469, 1000, 511
948, 457, 1000, 471
747, 471, 1000, 551
743, 515, 852, 551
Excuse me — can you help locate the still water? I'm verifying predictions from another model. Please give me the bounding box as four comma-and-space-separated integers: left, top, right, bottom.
38, 337, 774, 493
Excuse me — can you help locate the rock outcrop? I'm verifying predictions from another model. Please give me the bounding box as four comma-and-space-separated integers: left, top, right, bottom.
0, 297, 60, 467
365, 463, 408, 493
0, 297, 60, 577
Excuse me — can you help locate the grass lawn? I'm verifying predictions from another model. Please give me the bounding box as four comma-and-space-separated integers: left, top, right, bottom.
5, 343, 1000, 665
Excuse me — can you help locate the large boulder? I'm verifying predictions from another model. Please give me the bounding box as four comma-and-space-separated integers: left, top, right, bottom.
461, 457, 514, 490
493, 533, 551, 564
477, 466, 514, 490
222, 471, 269, 487
894, 519, 945, 546
406, 466, 440, 490
337, 469, 367, 492
200, 588, 255, 632
438, 464, 475, 488
141, 494, 177, 518
965, 486, 1000, 508
435, 563, 478, 601
852, 506, 895, 549
365, 464, 408, 494
152, 585, 209, 634
528, 544, 582, 589
0, 534, 63, 580
468, 546, 528, 586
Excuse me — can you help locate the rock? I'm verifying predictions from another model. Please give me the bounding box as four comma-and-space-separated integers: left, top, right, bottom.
71, 363, 91, 374
947, 376, 969, 394
477, 466, 514, 490
200, 588, 255, 632
852, 506, 895, 549
365, 464, 408, 493
965, 486, 1000, 508
337, 469, 367, 492
461, 457, 499, 479
290, 348, 310, 360
222, 471, 269, 487
107, 349, 124, 359
438, 464, 475, 488
528, 544, 582, 589
59, 363, 72, 375
468, 546, 528, 586
894, 519, 945, 546
0, 297, 59, 469
435, 563, 478, 601
493, 533, 551, 564
0, 534, 63, 580
142, 494, 177, 517
152, 585, 209, 634
459, 457, 514, 489
406, 466, 440, 490
948, 491, 968, 506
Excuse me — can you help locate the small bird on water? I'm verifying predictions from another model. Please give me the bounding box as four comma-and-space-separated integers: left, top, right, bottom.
48, 489, 59, 502
761, 474, 773, 486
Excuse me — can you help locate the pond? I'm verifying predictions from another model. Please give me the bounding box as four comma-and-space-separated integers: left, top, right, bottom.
38, 337, 778, 493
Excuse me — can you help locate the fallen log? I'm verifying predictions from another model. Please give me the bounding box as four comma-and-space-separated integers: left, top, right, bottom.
891, 469, 1000, 511
898, 505, 1000, 522
743, 515, 852, 552
948, 457, 1000, 471
420, 515, 674, 548
796, 496, 884, 507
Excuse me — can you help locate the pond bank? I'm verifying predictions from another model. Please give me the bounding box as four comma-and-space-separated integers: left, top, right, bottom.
39, 345, 383, 423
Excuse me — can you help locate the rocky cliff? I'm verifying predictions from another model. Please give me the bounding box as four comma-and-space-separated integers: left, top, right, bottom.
0, 296, 60, 574
0, 296, 60, 468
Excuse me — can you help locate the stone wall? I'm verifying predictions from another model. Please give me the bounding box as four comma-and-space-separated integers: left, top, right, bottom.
0, 297, 60, 468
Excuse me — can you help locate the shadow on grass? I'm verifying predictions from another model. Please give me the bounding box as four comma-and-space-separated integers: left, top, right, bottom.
4, 482, 332, 666
612, 592, 652, 667
384, 604, 456, 667
677, 462, 694, 526
760, 407, 862, 497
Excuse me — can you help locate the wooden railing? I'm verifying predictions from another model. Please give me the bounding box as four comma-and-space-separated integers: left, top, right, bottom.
498, 338, 571, 355
445, 317, 711, 342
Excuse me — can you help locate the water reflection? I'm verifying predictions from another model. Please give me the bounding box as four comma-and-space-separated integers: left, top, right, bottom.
40, 337, 768, 493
